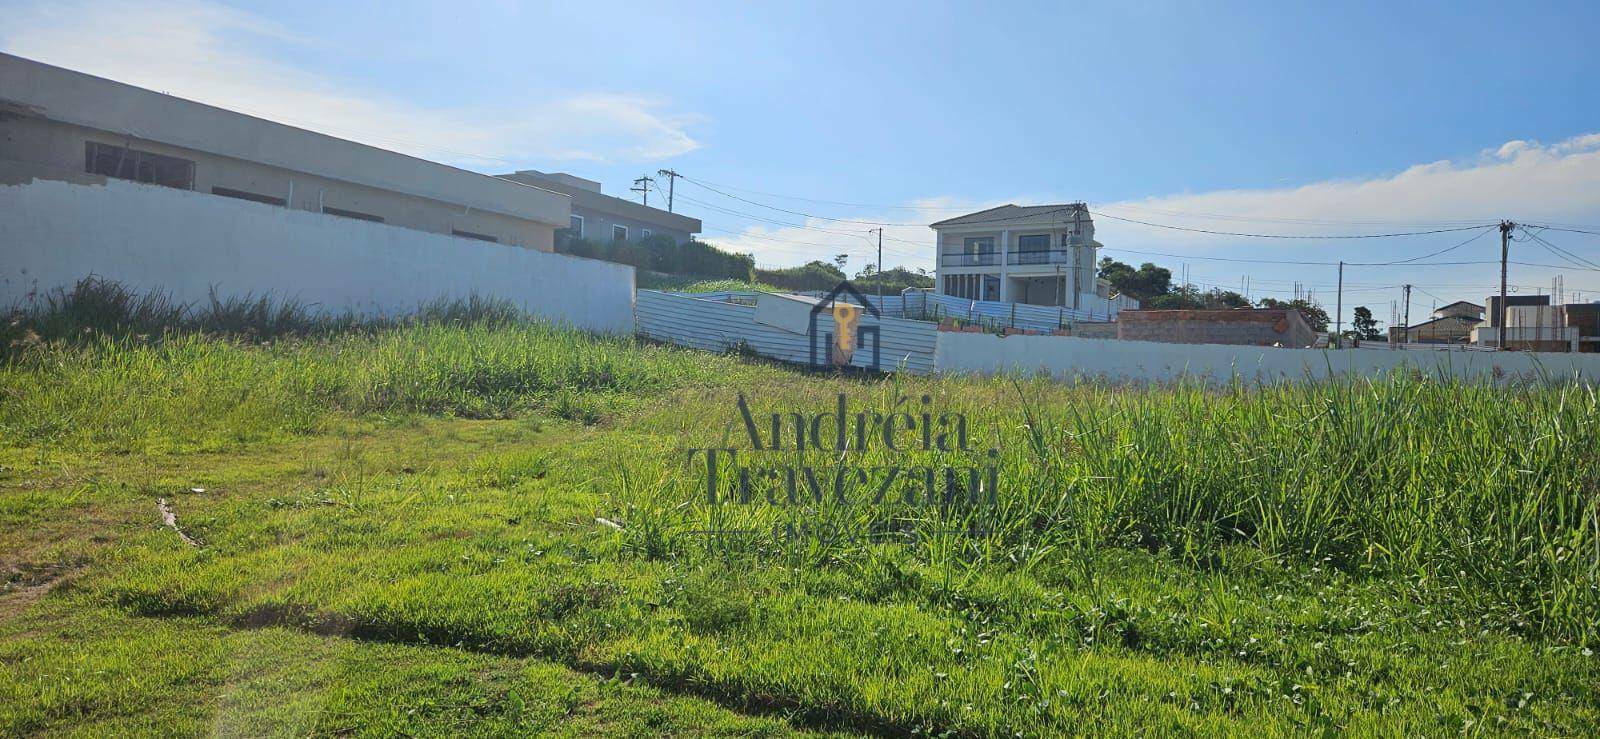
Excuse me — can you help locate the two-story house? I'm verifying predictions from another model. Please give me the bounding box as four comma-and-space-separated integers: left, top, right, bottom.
931, 203, 1132, 312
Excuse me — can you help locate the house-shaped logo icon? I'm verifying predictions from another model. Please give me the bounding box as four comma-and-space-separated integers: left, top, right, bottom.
808, 281, 881, 371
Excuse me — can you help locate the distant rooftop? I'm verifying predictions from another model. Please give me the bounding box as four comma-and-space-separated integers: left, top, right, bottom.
513, 170, 601, 194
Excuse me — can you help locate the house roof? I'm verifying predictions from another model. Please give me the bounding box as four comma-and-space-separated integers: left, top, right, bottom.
1, 53, 570, 228
1404, 314, 1479, 331
498, 170, 701, 234
930, 203, 1087, 228
1435, 300, 1484, 311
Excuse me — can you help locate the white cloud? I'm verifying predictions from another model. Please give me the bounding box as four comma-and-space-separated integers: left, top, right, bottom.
0, 0, 703, 168
1097, 134, 1600, 249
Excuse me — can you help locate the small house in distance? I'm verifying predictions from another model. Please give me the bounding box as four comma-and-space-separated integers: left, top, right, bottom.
1388, 300, 1483, 344
1115, 308, 1316, 347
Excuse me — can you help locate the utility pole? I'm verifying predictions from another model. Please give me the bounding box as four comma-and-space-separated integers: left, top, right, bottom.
1498, 220, 1514, 350
1334, 261, 1344, 348
631, 175, 655, 207
656, 169, 680, 212
1401, 284, 1411, 344
868, 228, 885, 301
1071, 208, 1084, 310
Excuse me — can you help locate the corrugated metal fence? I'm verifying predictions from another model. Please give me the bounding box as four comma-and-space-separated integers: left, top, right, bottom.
897, 291, 1117, 330
779, 289, 1119, 329
636, 290, 938, 374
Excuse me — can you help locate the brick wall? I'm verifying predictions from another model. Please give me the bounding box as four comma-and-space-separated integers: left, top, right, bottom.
1071, 322, 1118, 339
1116, 309, 1315, 347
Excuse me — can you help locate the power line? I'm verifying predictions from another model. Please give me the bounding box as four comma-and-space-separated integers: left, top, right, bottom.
1088, 211, 1497, 240
1092, 202, 1496, 228
1522, 224, 1600, 238
668, 174, 979, 211
1100, 246, 1507, 269
682, 173, 1503, 238
1362, 226, 1497, 265
1519, 227, 1600, 271
673, 173, 1513, 232
669, 190, 925, 250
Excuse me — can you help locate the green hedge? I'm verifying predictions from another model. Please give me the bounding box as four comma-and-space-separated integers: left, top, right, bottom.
557, 235, 754, 282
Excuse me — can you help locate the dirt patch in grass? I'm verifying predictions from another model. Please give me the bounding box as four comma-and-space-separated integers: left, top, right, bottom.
0, 561, 79, 621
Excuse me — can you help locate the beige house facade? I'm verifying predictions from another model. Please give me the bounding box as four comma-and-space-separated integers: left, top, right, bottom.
930, 203, 1135, 316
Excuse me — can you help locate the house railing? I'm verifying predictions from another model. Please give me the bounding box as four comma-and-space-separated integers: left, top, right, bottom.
939, 252, 1000, 266
1006, 249, 1075, 266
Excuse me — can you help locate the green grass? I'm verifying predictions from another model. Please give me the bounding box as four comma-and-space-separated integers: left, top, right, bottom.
3, 289, 1599, 735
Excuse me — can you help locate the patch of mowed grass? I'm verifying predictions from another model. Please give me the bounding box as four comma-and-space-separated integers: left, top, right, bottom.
0, 596, 815, 737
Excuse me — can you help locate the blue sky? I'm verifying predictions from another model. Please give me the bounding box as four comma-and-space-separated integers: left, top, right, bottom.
4, 0, 1598, 324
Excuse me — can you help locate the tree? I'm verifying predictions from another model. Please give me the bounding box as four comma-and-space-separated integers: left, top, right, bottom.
853, 264, 933, 294
832, 253, 849, 273
1207, 289, 1251, 309
1144, 286, 1250, 310
756, 260, 845, 291
1256, 297, 1330, 332
1351, 306, 1382, 341
1097, 258, 1173, 300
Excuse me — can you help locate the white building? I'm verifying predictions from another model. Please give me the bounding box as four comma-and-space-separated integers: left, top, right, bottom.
930, 203, 1136, 314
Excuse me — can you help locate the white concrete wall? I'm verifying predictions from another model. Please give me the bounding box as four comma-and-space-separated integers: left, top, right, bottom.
0, 179, 634, 333
935, 331, 1600, 383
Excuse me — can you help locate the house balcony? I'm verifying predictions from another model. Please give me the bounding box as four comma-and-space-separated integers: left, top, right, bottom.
940, 252, 1000, 267
1007, 249, 1075, 266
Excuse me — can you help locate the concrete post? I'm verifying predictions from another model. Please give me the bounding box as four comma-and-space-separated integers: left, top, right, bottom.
998, 229, 1010, 303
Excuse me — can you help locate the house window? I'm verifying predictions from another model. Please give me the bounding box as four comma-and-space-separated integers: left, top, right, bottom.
212, 186, 285, 207
85, 141, 194, 190
1017, 234, 1050, 252
963, 237, 994, 255
982, 275, 1000, 301
612, 224, 628, 241
569, 215, 584, 238
452, 229, 498, 243
324, 206, 384, 223
642, 228, 652, 239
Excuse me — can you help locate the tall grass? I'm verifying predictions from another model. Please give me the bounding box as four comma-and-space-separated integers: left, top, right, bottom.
615, 372, 1600, 642
1, 277, 528, 358
0, 279, 734, 450
1014, 374, 1600, 641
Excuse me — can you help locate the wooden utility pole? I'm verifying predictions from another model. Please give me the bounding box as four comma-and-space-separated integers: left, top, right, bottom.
631, 175, 655, 207
1334, 261, 1344, 348
869, 228, 885, 302
656, 169, 680, 212
1401, 284, 1411, 344
1498, 220, 1514, 349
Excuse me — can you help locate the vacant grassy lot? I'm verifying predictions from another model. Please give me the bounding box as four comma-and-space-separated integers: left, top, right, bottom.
2, 297, 1598, 735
